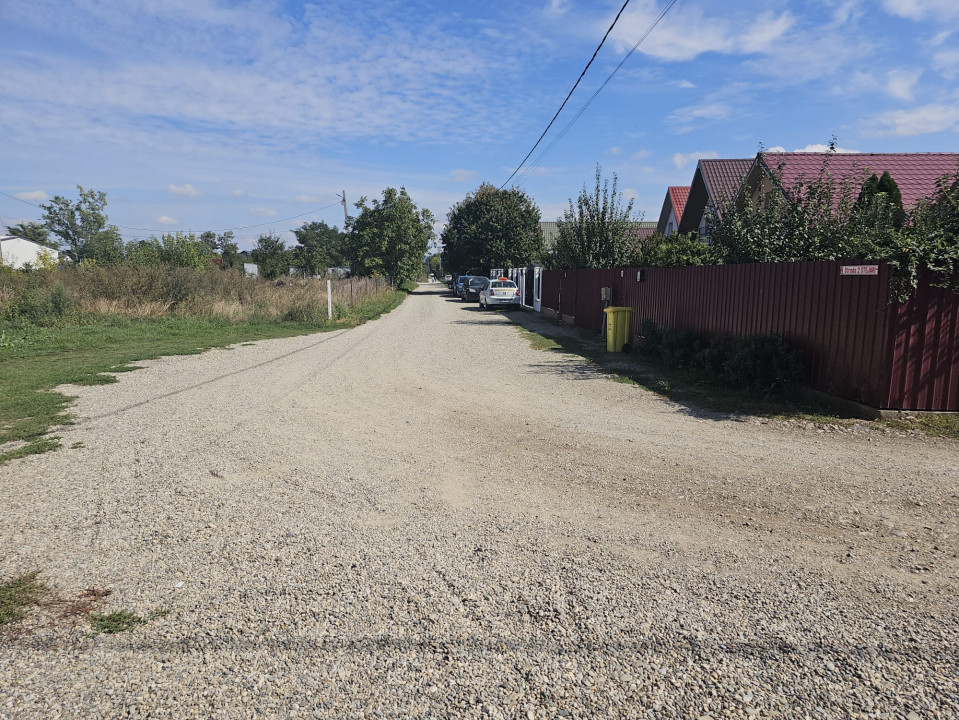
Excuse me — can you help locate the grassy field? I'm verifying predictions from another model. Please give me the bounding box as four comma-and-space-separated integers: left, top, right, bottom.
0, 289, 407, 465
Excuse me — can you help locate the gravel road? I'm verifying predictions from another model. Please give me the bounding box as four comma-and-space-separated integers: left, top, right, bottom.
2, 283, 957, 719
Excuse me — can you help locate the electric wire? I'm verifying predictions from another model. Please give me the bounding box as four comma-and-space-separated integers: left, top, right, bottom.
514, 0, 680, 189
499, 0, 632, 190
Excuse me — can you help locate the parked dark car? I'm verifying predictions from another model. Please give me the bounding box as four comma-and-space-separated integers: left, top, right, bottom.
462, 276, 486, 302
453, 275, 470, 296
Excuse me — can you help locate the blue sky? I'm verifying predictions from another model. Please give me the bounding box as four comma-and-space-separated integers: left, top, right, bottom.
2, 0, 958, 251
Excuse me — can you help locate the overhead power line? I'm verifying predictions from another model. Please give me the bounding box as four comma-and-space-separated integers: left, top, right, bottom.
515, 0, 679, 187
499, 0, 632, 189
0, 190, 343, 236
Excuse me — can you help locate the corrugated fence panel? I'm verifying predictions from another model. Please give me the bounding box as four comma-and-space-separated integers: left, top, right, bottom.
885, 273, 959, 411
542, 270, 561, 312
539, 261, 959, 410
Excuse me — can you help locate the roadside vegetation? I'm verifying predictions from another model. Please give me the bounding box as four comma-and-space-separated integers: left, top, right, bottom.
513, 317, 959, 440
1, 184, 432, 465
0, 283, 406, 465
0, 572, 47, 625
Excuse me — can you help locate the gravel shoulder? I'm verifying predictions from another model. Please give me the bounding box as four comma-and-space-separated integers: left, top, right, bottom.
2, 283, 957, 719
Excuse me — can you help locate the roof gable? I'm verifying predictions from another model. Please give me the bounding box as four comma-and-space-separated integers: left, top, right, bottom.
677, 159, 752, 234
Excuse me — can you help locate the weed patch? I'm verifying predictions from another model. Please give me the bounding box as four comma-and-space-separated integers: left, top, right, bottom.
883, 413, 959, 440
0, 572, 47, 625
88, 609, 147, 635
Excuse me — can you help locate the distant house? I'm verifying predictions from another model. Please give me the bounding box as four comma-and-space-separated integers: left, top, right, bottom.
540, 221, 657, 250
540, 222, 561, 250
0, 235, 61, 269
656, 186, 689, 236
742, 151, 959, 211
677, 158, 754, 239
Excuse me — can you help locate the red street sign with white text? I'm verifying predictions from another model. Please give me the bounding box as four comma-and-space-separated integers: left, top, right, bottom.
840, 265, 879, 276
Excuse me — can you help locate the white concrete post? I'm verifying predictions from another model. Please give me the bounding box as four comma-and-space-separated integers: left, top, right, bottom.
327, 279, 333, 319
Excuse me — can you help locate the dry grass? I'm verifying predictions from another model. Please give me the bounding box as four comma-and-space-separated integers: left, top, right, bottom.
0, 265, 395, 325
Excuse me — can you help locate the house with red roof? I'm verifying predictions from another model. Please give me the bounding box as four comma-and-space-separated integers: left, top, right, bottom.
677, 158, 754, 238
742, 152, 959, 212
656, 186, 689, 236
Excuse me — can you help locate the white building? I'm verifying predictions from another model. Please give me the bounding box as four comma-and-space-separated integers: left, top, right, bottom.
0, 235, 61, 269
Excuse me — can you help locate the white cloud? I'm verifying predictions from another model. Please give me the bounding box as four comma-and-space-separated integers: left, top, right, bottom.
293, 194, 322, 203
545, 0, 571, 16
631, 149, 651, 161
251, 206, 278, 217
611, 7, 794, 62
676, 80, 696, 89
930, 30, 952, 46
791, 143, 859, 153
608, 147, 622, 156
621, 187, 639, 202
934, 49, 959, 79
881, 0, 959, 21
767, 146, 787, 153
231, 189, 246, 197
168, 183, 202, 197
450, 169, 478, 183
886, 69, 922, 101
865, 103, 959, 136
13, 190, 48, 202
157, 215, 178, 225
668, 102, 731, 124
673, 151, 719, 169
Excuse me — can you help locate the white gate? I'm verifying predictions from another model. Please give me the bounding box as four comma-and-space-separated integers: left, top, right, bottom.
532, 265, 542, 312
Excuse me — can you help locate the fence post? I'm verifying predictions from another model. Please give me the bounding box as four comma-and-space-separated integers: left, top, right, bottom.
327, 279, 332, 319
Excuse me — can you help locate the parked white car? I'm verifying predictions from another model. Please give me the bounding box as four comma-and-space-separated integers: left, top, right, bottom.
479, 278, 521, 309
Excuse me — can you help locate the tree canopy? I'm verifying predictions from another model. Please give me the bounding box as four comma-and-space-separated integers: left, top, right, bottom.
292, 220, 347, 276
251, 232, 290, 280
552, 165, 638, 269
40, 185, 123, 263
5, 221, 57, 249
348, 187, 434, 283
440, 183, 543, 275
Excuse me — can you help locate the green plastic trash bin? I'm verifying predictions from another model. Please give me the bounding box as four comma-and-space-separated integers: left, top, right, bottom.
603, 307, 633, 352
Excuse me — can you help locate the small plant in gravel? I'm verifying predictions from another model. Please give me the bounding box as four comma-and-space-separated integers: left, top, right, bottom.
0, 571, 47, 625
88, 609, 147, 635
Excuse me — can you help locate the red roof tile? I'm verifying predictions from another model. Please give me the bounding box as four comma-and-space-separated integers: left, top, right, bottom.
699, 159, 754, 205
760, 152, 959, 209
667, 186, 689, 222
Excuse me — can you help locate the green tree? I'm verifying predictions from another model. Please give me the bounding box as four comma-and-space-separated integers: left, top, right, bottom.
198, 231, 219, 254
40, 185, 122, 263
856, 170, 906, 229
348, 187, 434, 284
219, 232, 240, 268
553, 165, 638, 269
440, 183, 543, 276
158, 232, 212, 269
427, 253, 443, 278
251, 232, 290, 279
5, 221, 57, 249
292, 220, 346, 276
82, 228, 126, 265
126, 238, 163, 266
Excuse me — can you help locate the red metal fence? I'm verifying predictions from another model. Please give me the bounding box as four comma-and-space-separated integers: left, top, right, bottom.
540, 262, 959, 411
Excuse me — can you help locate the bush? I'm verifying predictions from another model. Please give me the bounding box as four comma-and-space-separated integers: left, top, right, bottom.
639, 318, 662, 354
3, 280, 75, 326
637, 320, 804, 393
